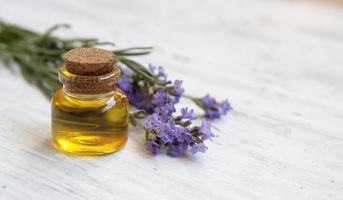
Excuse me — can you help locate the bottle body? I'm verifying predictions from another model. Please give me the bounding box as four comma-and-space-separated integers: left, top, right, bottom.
51, 88, 129, 156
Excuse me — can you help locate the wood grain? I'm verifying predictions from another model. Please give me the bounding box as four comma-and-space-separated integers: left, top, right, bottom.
0, 0, 342, 199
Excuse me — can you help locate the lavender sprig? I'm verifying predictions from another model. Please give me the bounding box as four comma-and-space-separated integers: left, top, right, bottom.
118, 64, 231, 156
189, 95, 232, 120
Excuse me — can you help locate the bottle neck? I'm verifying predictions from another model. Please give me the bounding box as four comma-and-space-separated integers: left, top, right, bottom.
63, 88, 116, 101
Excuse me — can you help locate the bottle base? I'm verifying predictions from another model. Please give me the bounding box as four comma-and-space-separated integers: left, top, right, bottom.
52, 136, 127, 156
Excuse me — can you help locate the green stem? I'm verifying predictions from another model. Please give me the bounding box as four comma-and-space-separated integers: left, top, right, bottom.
182, 94, 196, 100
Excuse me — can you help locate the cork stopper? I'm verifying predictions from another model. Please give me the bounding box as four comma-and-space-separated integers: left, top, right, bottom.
59, 48, 120, 95
64, 48, 115, 76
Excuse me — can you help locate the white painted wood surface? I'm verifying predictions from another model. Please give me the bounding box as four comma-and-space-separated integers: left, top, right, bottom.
1, 0, 343, 199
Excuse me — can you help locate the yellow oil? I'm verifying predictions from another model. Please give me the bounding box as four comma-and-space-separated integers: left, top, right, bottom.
51, 88, 129, 156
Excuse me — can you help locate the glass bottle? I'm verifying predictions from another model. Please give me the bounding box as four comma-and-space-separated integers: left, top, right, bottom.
51, 48, 129, 156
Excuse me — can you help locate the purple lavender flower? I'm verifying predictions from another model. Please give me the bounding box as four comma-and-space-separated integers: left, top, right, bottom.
202, 95, 216, 108
151, 90, 169, 106
167, 143, 187, 157
174, 126, 193, 143
204, 110, 221, 120
179, 107, 195, 120
143, 112, 214, 156
155, 121, 176, 143
142, 88, 217, 157
132, 63, 229, 157
190, 143, 208, 154
144, 114, 177, 143
199, 95, 232, 120
127, 90, 154, 112
220, 100, 231, 114
171, 80, 185, 99
154, 103, 176, 120
148, 63, 167, 81
117, 76, 132, 92
144, 114, 189, 157
157, 66, 167, 80
144, 114, 162, 130
198, 120, 214, 140
145, 140, 161, 155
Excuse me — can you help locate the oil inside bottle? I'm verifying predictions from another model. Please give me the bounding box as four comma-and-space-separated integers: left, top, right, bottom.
51, 88, 128, 156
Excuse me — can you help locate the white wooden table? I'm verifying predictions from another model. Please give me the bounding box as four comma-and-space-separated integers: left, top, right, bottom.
1, 0, 343, 199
